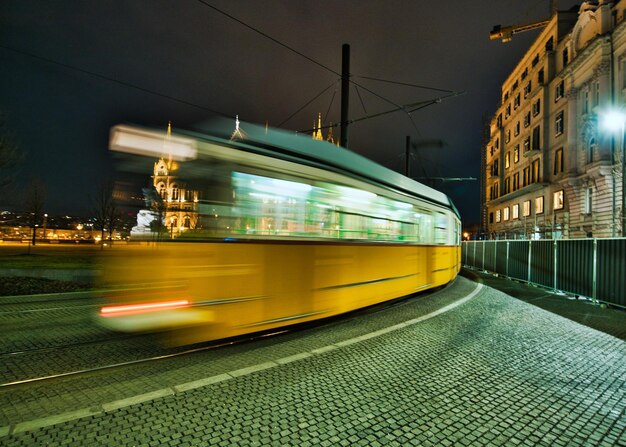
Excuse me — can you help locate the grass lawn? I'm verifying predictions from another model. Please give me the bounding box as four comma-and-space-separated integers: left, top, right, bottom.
0, 243, 113, 270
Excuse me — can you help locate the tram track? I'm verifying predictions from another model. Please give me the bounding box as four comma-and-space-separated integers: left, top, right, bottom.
0, 329, 288, 388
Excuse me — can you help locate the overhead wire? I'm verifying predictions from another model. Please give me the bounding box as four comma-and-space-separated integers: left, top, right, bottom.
0, 44, 232, 118
277, 79, 339, 127
193, 0, 457, 134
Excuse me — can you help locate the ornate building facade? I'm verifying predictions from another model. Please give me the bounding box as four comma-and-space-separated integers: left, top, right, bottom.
152, 123, 199, 237
485, 0, 626, 239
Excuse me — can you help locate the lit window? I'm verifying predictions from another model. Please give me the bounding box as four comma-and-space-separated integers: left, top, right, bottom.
554, 148, 563, 175
524, 112, 531, 128
496, 210, 501, 223
523, 200, 531, 217
506, 129, 511, 143
505, 152, 510, 169
555, 110, 564, 136
514, 121, 520, 136
523, 137, 530, 153
514, 145, 520, 163
553, 190, 564, 210
504, 207, 510, 221
532, 159, 540, 183
512, 204, 519, 219
535, 196, 544, 214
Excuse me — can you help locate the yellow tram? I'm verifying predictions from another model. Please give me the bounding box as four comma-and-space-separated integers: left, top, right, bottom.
98, 121, 461, 344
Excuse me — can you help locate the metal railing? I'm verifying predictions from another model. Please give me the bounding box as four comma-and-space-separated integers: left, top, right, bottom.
463, 239, 626, 309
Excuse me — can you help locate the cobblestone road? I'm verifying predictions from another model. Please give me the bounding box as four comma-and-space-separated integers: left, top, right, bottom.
2, 277, 625, 446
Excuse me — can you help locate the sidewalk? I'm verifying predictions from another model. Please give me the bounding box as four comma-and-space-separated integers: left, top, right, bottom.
461, 268, 626, 340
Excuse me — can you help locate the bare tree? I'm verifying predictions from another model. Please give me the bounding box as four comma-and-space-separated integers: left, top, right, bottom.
0, 114, 22, 201
24, 180, 47, 247
93, 182, 121, 249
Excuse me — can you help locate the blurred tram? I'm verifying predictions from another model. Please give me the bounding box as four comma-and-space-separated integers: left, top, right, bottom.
98, 120, 462, 345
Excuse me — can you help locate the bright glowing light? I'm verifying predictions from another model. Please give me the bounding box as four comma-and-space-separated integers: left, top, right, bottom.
393, 201, 413, 210
100, 300, 190, 317
110, 125, 197, 161
336, 186, 376, 202
601, 109, 626, 132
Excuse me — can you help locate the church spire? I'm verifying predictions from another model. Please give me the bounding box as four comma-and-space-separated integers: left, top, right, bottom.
313, 113, 324, 141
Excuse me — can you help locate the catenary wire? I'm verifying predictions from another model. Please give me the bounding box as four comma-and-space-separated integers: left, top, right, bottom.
278, 79, 339, 127
0, 45, 231, 119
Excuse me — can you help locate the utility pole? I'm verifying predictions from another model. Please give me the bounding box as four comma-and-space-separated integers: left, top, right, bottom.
340, 43, 350, 148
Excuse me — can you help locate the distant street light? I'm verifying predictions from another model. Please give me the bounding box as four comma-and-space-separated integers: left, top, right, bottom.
601, 108, 626, 237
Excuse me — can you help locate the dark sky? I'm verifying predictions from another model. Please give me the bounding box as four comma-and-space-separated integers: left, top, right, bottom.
0, 0, 580, 224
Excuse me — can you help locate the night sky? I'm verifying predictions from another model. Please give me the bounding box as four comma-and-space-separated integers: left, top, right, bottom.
1, 0, 581, 224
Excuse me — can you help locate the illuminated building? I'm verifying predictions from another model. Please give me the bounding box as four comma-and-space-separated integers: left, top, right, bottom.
312, 113, 338, 145
485, 1, 626, 239
151, 122, 199, 237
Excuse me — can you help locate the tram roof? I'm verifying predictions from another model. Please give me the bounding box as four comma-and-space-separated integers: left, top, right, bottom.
111, 120, 459, 216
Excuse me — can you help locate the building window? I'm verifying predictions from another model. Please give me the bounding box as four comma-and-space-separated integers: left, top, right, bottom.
582, 89, 589, 114
504, 91, 509, 101
588, 137, 596, 163
555, 111, 564, 136
183, 215, 191, 228
171, 184, 179, 201
491, 159, 499, 177
495, 210, 501, 223
497, 113, 503, 128
513, 80, 519, 91
524, 81, 532, 99
506, 129, 511, 143
532, 99, 541, 116
495, 137, 500, 150
514, 93, 521, 109
523, 200, 531, 217
157, 183, 166, 198
523, 137, 530, 153
505, 104, 511, 118
504, 207, 510, 221
535, 196, 544, 214
563, 48, 569, 66
523, 166, 531, 187
514, 121, 520, 136
489, 212, 494, 224
512, 204, 520, 219
513, 172, 520, 191
514, 145, 520, 163
584, 187, 593, 214
532, 125, 541, 151
555, 80, 564, 101
524, 112, 531, 128
505, 176, 511, 194
554, 148, 564, 175
532, 54, 539, 67
531, 159, 540, 183
522, 68, 528, 79
553, 190, 564, 210
505, 152, 510, 169
538, 68, 544, 84
593, 80, 600, 106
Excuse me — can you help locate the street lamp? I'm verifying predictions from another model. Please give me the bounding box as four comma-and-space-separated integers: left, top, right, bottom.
601, 108, 626, 237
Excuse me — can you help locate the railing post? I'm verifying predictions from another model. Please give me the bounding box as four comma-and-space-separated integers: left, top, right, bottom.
506, 240, 510, 277
592, 238, 598, 304
473, 241, 477, 268
553, 239, 558, 291
482, 241, 486, 271
494, 241, 497, 274
528, 240, 532, 283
